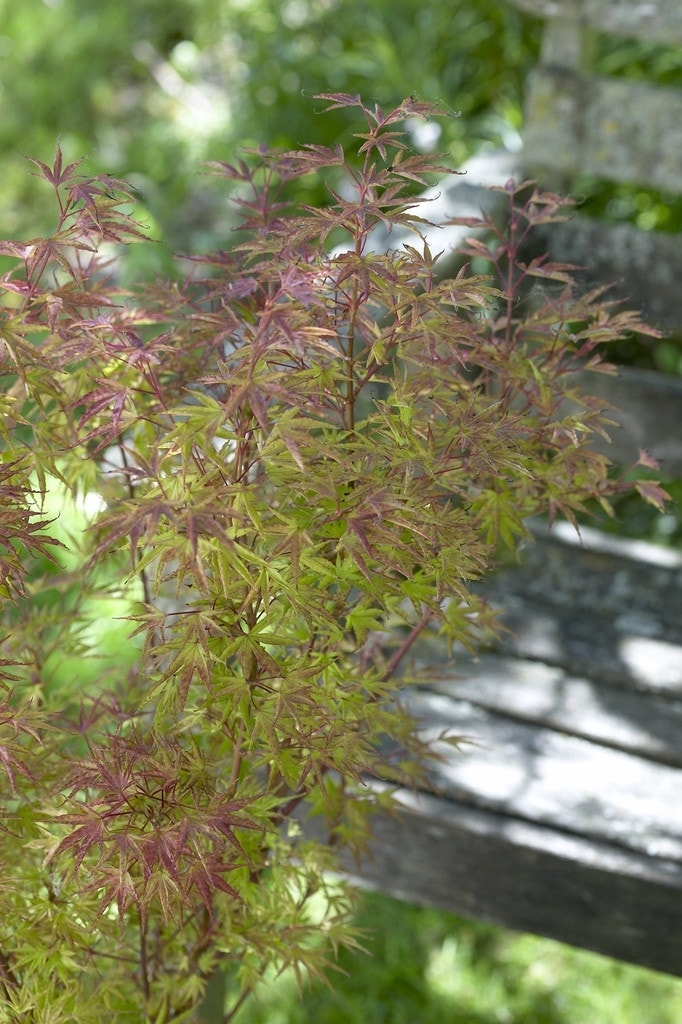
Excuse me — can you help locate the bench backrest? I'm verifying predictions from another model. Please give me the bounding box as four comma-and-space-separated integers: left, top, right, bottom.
507, 0, 682, 333
510, 0, 682, 191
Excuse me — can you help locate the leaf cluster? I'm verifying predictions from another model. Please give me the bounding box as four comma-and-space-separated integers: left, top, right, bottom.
0, 94, 664, 1022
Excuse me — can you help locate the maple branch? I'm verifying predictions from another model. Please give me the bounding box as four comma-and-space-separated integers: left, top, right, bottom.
139, 908, 151, 1002
223, 986, 252, 1024
381, 607, 436, 683
0, 948, 20, 1007
118, 441, 154, 609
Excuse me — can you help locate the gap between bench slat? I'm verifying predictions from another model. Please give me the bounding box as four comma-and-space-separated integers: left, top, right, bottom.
412, 652, 682, 768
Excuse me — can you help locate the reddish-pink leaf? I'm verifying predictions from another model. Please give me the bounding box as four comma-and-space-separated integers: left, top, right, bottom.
635, 479, 670, 511
636, 449, 661, 470
54, 819, 105, 868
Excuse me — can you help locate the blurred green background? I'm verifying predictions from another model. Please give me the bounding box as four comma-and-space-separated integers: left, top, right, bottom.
4, 1, 682, 1018
0, 0, 536, 257
233, 889, 682, 1024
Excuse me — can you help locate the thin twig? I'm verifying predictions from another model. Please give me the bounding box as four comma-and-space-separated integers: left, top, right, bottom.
139, 907, 150, 1002
223, 986, 252, 1024
381, 607, 435, 682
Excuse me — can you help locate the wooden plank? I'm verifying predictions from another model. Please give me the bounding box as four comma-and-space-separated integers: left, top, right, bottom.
345, 788, 682, 975
337, 515, 682, 974
404, 691, 682, 860
509, 0, 682, 45
329, 520, 682, 972
583, 368, 682, 473
541, 519, 682, 567
526, 216, 682, 335
523, 69, 682, 193
413, 651, 682, 767
473, 524, 682, 695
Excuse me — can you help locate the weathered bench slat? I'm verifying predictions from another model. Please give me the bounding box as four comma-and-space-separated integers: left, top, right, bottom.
351, 790, 682, 975
524, 70, 682, 193
477, 524, 682, 694
346, 518, 682, 976
510, 0, 682, 46
575, 367, 682, 475
407, 692, 682, 861
419, 652, 682, 767
532, 219, 682, 334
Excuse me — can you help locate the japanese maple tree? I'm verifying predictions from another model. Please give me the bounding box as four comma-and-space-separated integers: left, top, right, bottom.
0, 95, 664, 1022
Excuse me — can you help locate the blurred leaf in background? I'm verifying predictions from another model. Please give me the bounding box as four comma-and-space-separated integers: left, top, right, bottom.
7, 475, 143, 708
0, 0, 538, 265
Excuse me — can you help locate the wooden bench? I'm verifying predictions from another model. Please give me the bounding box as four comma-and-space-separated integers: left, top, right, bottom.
341, 0, 682, 977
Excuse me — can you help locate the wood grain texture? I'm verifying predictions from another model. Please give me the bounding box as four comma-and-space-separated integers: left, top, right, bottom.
341, 520, 682, 974
524, 70, 682, 194
345, 790, 682, 975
